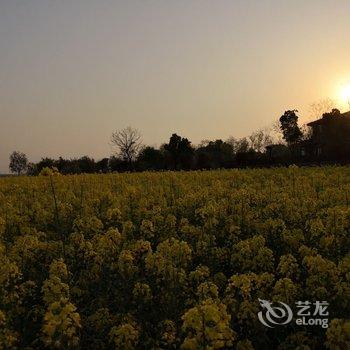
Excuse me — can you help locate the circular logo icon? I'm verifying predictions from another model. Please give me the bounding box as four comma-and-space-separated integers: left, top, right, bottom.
258, 298, 293, 328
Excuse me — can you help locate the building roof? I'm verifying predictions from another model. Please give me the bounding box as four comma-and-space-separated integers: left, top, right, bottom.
307, 110, 350, 126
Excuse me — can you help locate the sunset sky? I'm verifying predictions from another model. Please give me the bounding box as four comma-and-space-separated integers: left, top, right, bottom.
1, 0, 350, 173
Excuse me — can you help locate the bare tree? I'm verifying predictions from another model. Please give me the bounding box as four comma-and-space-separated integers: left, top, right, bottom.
198, 139, 211, 148
248, 129, 273, 153
226, 137, 250, 153
269, 119, 285, 144
9, 151, 28, 175
110, 127, 142, 167
300, 123, 312, 141
308, 98, 335, 121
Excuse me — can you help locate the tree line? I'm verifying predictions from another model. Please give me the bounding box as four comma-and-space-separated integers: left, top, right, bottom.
8, 107, 349, 175
8, 127, 276, 175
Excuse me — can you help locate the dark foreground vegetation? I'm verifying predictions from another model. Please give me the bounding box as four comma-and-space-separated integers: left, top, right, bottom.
0, 167, 349, 349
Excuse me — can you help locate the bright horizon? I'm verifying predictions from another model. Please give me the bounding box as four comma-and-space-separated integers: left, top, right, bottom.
1, 0, 350, 173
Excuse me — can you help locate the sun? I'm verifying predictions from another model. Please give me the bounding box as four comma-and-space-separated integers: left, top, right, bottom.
340, 83, 350, 104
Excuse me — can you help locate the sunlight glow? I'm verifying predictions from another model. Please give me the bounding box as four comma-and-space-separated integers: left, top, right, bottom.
340, 84, 350, 104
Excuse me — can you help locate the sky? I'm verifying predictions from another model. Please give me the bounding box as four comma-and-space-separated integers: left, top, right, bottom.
1, 0, 350, 173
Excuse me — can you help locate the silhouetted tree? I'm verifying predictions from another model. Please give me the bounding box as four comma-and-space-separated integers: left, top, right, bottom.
55, 157, 70, 174
96, 158, 109, 173
164, 134, 194, 170
36, 158, 56, 174
26, 162, 37, 176
279, 110, 303, 146
9, 151, 28, 175
137, 146, 165, 171
195, 140, 234, 169
236, 149, 264, 167
108, 156, 128, 172
77, 156, 95, 173
111, 127, 142, 169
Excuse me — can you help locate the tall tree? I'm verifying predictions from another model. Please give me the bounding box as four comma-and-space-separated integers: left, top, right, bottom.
164, 134, 194, 170
279, 110, 303, 146
9, 151, 28, 175
111, 127, 142, 169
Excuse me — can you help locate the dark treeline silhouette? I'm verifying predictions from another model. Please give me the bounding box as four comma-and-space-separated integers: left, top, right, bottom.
11, 108, 350, 175
26, 134, 275, 175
